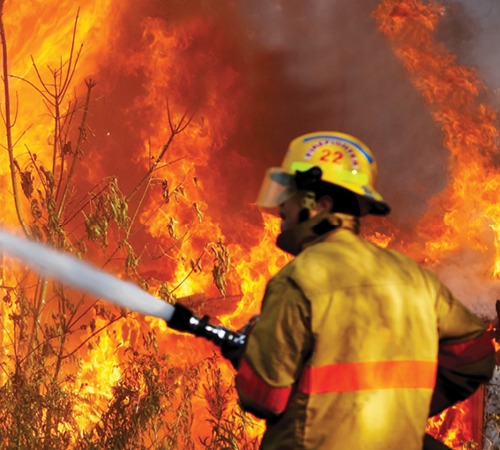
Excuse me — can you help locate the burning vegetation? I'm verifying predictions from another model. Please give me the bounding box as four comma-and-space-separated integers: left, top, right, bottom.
0, 0, 271, 447
0, 0, 500, 449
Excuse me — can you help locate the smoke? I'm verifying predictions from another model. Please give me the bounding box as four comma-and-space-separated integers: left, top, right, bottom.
81, 0, 500, 231
424, 0, 500, 318
84, 0, 478, 228
435, 245, 500, 320
236, 0, 500, 318
235, 0, 450, 225
80, 0, 500, 315
440, 0, 500, 105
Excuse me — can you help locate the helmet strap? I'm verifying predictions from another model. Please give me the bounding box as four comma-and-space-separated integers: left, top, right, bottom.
298, 191, 316, 223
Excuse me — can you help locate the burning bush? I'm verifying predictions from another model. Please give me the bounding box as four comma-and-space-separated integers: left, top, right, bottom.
0, 4, 263, 448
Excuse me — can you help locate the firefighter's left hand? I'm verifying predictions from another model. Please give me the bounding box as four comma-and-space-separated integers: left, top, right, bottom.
220, 315, 259, 370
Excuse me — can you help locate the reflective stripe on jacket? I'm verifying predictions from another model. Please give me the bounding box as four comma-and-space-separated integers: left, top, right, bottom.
236, 227, 494, 450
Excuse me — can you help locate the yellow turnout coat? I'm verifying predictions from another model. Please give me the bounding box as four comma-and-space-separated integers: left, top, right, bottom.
236, 216, 494, 450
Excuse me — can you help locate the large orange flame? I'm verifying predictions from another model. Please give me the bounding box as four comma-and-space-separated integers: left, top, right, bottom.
1, 0, 498, 448
1, 0, 275, 444
374, 1, 499, 448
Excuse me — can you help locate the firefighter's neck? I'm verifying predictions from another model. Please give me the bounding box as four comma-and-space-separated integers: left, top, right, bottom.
279, 192, 333, 232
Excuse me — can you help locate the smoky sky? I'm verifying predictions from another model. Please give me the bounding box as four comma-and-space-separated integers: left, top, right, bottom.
440, 0, 500, 102
71, 0, 500, 315
234, 0, 450, 226
86, 0, 500, 230
233, 0, 500, 226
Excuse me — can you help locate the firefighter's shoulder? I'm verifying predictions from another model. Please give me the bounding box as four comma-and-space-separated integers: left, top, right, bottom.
288, 229, 442, 297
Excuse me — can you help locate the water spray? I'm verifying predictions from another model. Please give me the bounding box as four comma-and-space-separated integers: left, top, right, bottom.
0, 228, 245, 351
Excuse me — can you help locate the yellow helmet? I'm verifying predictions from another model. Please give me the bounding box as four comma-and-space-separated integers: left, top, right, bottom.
256, 131, 390, 215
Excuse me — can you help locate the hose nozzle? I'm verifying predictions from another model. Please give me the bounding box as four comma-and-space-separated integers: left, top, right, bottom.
167, 302, 246, 348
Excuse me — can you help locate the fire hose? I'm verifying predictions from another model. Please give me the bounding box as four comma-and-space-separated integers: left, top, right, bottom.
0, 229, 460, 448
0, 228, 247, 359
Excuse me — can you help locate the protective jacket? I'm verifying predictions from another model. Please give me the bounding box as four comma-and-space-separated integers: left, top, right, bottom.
235, 214, 494, 450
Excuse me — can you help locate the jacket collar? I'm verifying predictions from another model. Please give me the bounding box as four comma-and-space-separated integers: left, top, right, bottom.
276, 212, 359, 256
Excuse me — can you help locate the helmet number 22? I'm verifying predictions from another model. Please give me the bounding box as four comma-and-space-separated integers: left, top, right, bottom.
319, 149, 343, 163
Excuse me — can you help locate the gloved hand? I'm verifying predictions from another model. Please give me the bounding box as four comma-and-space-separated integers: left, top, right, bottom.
220, 315, 259, 370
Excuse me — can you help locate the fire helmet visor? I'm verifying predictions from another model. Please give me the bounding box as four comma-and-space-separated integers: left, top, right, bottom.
255, 168, 297, 208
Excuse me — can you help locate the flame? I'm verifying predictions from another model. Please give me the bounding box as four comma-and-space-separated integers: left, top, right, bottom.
374, 1, 500, 448
374, 0, 500, 266
0, 1, 289, 445
426, 400, 472, 447
1, 0, 498, 447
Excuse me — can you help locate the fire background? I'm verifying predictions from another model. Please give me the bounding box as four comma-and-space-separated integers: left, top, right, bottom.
0, 0, 500, 449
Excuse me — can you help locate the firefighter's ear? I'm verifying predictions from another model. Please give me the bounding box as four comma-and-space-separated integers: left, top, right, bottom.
314, 195, 334, 213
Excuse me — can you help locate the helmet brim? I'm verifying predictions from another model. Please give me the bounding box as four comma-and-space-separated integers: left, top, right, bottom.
367, 200, 391, 216
256, 167, 391, 216
255, 168, 296, 208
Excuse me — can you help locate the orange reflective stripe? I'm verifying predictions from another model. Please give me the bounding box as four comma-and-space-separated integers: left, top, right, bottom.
236, 359, 292, 414
440, 330, 494, 368
299, 360, 437, 394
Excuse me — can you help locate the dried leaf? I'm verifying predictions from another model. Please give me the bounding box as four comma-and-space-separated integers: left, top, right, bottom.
190, 258, 202, 273
20, 169, 34, 199
30, 198, 42, 221
40, 166, 55, 193
211, 241, 230, 298
122, 241, 139, 276
84, 212, 109, 249
2, 291, 11, 306
193, 203, 203, 224
106, 178, 129, 228
29, 223, 44, 242
162, 179, 169, 203
168, 217, 178, 240
62, 141, 73, 155
158, 282, 177, 305
138, 278, 149, 291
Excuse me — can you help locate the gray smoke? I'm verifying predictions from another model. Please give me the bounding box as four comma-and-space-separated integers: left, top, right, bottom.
86, 0, 500, 316
441, 0, 500, 103
435, 245, 500, 320
430, 0, 500, 318
236, 0, 449, 225
236, 0, 500, 318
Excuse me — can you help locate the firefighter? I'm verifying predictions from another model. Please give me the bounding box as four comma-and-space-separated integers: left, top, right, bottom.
232, 132, 495, 450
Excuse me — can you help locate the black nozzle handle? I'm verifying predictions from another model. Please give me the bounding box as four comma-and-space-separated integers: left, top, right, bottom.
167, 302, 246, 348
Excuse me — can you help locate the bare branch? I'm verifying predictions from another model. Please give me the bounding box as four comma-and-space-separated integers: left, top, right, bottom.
63, 178, 109, 226
126, 101, 196, 202
25, 145, 49, 194
60, 9, 80, 97
11, 90, 18, 127
170, 246, 208, 295
12, 124, 32, 150
57, 78, 96, 215
0, 1, 29, 235
60, 45, 82, 100
126, 178, 154, 238
61, 314, 124, 361
8, 75, 53, 105
30, 55, 54, 97
176, 107, 198, 133
152, 155, 187, 172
